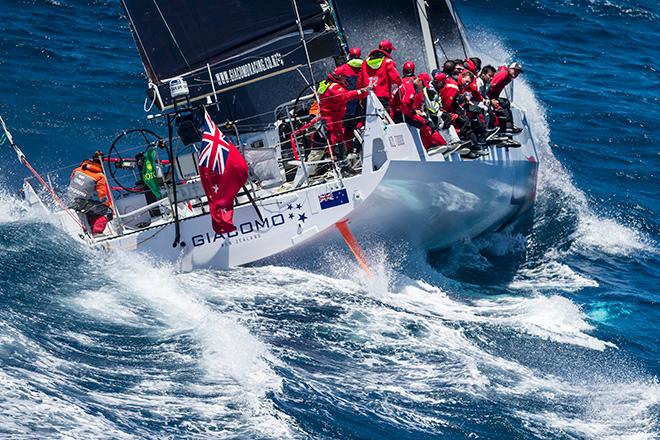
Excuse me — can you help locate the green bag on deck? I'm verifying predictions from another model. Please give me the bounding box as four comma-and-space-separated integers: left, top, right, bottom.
141, 147, 161, 199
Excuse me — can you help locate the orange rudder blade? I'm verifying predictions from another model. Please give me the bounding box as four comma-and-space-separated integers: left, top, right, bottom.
335, 220, 372, 277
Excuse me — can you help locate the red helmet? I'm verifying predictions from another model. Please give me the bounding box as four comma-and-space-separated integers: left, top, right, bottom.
418, 72, 431, 87
378, 39, 395, 52
402, 61, 415, 75
433, 72, 447, 83
348, 47, 361, 59
464, 59, 477, 74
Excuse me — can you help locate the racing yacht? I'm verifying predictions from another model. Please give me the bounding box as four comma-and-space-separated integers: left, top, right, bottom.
6, 0, 539, 272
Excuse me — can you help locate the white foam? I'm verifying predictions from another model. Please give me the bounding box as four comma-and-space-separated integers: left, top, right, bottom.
517, 377, 660, 440
470, 38, 656, 260
573, 214, 654, 256
388, 281, 611, 351
510, 260, 599, 292
0, 187, 31, 223
0, 321, 134, 438
128, 259, 657, 439
473, 294, 615, 350
74, 252, 296, 438
0, 368, 134, 439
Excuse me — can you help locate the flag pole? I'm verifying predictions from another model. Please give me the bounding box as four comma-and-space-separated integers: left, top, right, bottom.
166, 113, 183, 248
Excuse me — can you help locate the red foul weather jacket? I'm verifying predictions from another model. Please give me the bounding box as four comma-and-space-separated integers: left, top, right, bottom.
440, 77, 461, 113
334, 59, 363, 90
318, 80, 363, 144
319, 81, 362, 122
488, 66, 512, 99
398, 76, 423, 118
357, 49, 402, 101
464, 78, 483, 102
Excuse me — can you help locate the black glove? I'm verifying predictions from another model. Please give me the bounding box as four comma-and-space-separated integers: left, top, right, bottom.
440, 112, 453, 130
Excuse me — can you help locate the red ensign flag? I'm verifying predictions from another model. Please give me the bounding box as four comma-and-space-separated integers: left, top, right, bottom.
197, 110, 248, 234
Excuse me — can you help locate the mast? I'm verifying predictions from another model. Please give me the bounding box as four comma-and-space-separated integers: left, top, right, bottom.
416, 0, 439, 72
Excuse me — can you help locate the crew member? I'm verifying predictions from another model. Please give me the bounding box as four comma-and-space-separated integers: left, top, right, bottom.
488, 62, 524, 133
334, 47, 363, 90
452, 59, 465, 80
399, 72, 446, 150
334, 47, 364, 151
439, 72, 482, 156
402, 60, 416, 79
430, 72, 454, 132
439, 69, 461, 113
462, 70, 484, 103
477, 65, 496, 98
67, 151, 113, 235
317, 69, 367, 163
476, 65, 497, 127
442, 60, 456, 76
357, 39, 402, 117
459, 70, 489, 150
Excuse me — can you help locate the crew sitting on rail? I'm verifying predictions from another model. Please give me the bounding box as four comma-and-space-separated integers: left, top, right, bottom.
441, 60, 459, 81
477, 65, 496, 99
463, 57, 481, 75
66, 151, 113, 236
438, 70, 488, 157
459, 71, 492, 148
398, 62, 446, 150
488, 62, 524, 134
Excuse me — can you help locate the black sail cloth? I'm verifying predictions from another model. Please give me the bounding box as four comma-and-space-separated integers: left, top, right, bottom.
121, 0, 343, 114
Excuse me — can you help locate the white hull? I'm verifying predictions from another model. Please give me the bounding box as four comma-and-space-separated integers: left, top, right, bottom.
46, 96, 539, 271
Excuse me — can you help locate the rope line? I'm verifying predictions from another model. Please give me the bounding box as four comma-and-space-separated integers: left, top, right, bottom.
21, 157, 88, 233
151, 0, 192, 73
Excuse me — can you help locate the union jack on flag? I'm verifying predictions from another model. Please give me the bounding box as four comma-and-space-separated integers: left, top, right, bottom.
318, 192, 334, 203
198, 111, 230, 174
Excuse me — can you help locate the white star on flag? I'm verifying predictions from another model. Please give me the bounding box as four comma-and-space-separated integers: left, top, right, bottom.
212, 184, 219, 193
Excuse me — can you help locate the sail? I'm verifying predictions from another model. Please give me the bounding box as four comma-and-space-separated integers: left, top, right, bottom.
333, 0, 468, 73
426, 0, 470, 62
121, 0, 344, 110
334, 0, 430, 72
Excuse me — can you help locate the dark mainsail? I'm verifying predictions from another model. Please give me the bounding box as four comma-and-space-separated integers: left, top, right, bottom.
121, 0, 345, 112
121, 0, 469, 128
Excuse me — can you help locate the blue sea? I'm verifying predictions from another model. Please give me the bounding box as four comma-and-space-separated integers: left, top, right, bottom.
0, 0, 658, 438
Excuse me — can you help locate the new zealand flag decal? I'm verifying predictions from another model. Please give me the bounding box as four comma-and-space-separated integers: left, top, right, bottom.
319, 188, 349, 210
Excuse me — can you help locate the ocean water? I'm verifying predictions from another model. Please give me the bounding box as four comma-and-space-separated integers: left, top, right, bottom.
0, 0, 658, 439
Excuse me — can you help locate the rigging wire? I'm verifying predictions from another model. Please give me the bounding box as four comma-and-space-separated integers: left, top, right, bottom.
444, 0, 469, 59
415, 0, 449, 62
151, 0, 193, 74
121, 0, 159, 83
0, 117, 88, 233
291, 0, 342, 181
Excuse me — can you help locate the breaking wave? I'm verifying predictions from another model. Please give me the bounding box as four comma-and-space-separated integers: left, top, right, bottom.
0, 1, 657, 436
